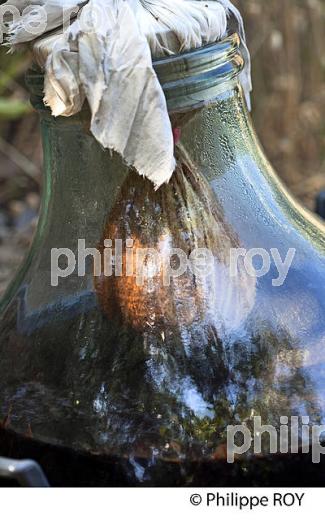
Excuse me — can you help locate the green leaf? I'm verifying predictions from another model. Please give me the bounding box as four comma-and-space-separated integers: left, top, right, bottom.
0, 97, 31, 119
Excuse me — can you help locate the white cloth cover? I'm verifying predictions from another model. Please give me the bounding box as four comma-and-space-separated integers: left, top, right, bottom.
2, 0, 251, 188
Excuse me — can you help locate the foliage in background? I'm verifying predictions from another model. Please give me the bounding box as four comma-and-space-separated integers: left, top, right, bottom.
0, 48, 32, 119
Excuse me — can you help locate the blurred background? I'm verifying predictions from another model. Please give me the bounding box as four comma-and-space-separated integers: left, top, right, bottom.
0, 0, 324, 296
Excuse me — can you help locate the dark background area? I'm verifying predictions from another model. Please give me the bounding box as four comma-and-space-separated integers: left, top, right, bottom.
0, 0, 324, 296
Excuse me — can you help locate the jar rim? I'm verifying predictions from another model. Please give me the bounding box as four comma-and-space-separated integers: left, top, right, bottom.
153, 33, 244, 112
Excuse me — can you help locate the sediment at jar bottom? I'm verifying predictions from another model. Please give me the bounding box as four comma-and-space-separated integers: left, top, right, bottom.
1, 428, 325, 487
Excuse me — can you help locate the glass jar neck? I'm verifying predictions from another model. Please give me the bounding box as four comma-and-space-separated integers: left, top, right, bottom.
26, 33, 244, 115
26, 32, 251, 188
